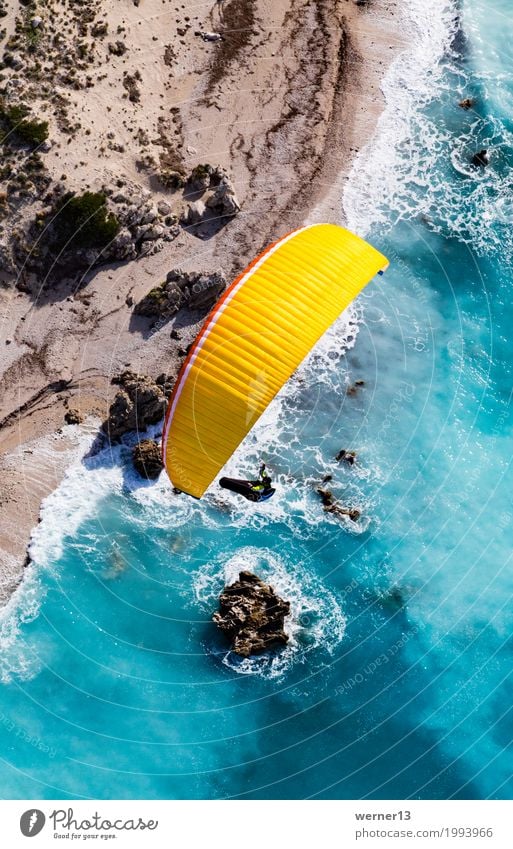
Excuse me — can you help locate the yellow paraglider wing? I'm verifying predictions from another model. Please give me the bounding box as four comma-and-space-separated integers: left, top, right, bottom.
162, 223, 388, 497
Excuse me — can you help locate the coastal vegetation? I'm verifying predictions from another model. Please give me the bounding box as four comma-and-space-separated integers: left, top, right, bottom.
50, 191, 120, 250
0, 102, 48, 146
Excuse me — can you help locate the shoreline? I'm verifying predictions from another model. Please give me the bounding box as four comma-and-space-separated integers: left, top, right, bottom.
0, 0, 406, 606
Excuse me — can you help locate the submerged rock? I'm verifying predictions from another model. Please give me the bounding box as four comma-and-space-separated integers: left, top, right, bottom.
335, 449, 356, 465
132, 439, 163, 479
103, 371, 166, 442
347, 379, 365, 396
213, 571, 290, 657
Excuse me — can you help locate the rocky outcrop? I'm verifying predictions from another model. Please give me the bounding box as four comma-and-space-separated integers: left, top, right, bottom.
213, 571, 290, 657
182, 166, 240, 236
3, 161, 239, 285
335, 449, 356, 465
135, 268, 226, 320
64, 408, 83, 425
132, 439, 163, 479
108, 183, 180, 259
317, 488, 360, 522
155, 373, 175, 398
205, 176, 241, 219
18, 181, 181, 284
102, 371, 166, 442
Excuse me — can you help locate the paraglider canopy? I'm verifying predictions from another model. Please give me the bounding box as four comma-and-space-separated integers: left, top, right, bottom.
162, 223, 388, 498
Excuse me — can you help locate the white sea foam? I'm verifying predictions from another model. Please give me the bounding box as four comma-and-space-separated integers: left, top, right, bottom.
0, 563, 42, 682
0, 423, 104, 682
29, 428, 124, 569
194, 547, 346, 679
344, 0, 460, 235
345, 0, 513, 258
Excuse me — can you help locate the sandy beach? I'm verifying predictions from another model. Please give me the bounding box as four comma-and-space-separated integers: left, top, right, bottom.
0, 0, 405, 604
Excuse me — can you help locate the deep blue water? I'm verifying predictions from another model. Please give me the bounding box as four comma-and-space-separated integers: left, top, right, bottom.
1, 0, 513, 799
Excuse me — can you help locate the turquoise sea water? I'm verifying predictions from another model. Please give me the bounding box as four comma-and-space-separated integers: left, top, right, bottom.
1, 0, 513, 799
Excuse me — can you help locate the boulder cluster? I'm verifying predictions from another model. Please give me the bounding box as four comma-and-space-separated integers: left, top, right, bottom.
182, 165, 241, 238
135, 268, 227, 320
107, 183, 181, 262
102, 370, 167, 442
213, 571, 290, 657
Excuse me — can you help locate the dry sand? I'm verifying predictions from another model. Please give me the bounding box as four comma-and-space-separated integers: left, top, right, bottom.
0, 0, 406, 604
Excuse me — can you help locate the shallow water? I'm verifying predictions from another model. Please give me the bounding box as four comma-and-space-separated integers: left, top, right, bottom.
1, 0, 512, 799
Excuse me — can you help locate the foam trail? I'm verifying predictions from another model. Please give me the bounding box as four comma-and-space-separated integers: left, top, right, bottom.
344, 0, 459, 235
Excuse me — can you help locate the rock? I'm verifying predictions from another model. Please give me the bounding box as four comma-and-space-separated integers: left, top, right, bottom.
184, 200, 207, 226
9, 55, 25, 71
209, 165, 228, 187
186, 164, 213, 194
166, 268, 226, 311
135, 280, 182, 318
30, 16, 43, 28
64, 408, 83, 425
459, 97, 475, 110
164, 224, 180, 242
102, 371, 166, 441
157, 200, 172, 216
132, 439, 163, 479
213, 571, 290, 657
110, 228, 137, 260
135, 269, 226, 318
140, 223, 164, 241
140, 207, 158, 225
201, 31, 224, 42
472, 149, 490, 167
347, 380, 364, 396
316, 488, 360, 522
155, 372, 175, 397
205, 178, 241, 218
335, 449, 356, 465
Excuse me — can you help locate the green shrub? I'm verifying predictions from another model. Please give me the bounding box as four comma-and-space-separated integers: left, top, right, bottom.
51, 191, 119, 250
0, 102, 49, 146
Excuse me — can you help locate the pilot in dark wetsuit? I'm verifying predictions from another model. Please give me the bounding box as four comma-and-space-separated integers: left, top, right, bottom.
250, 463, 273, 498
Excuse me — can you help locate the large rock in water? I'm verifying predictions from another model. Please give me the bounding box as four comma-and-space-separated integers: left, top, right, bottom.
213, 571, 290, 657
132, 439, 163, 479
102, 371, 166, 441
